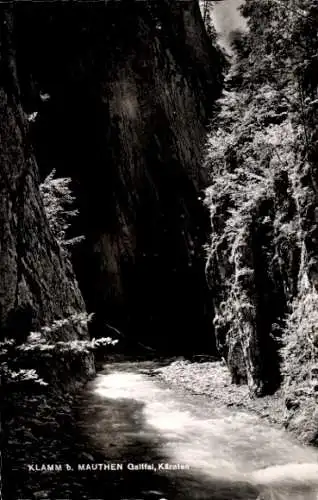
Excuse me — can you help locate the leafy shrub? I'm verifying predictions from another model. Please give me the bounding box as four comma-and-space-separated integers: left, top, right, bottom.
0, 312, 118, 390
40, 169, 84, 249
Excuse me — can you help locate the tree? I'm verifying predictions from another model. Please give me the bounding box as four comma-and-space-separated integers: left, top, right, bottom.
204, 0, 318, 422
40, 170, 84, 250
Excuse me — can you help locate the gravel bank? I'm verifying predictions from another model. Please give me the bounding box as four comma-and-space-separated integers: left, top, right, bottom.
154, 359, 287, 428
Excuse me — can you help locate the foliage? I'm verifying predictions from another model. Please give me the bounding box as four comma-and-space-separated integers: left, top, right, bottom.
0, 312, 118, 390
282, 280, 318, 401
204, 0, 318, 405
199, 1, 218, 40
40, 169, 84, 250
199, 0, 230, 74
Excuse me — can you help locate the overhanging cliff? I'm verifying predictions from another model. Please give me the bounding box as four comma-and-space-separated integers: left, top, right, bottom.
13, 0, 223, 353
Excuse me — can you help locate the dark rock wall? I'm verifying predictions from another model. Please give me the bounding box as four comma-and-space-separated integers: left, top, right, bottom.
13, 0, 223, 354
206, 181, 299, 395
0, 6, 95, 379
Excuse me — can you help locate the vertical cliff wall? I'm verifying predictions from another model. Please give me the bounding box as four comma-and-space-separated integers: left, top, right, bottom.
0, 6, 94, 376
13, 0, 223, 353
1, 9, 96, 497
204, 0, 318, 437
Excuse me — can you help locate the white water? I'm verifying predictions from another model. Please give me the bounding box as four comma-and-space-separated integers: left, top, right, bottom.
86, 365, 318, 499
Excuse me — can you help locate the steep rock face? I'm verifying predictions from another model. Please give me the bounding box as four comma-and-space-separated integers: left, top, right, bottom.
0, 7, 95, 381
205, 167, 299, 395
204, 3, 318, 448
206, 129, 318, 436
14, 0, 223, 353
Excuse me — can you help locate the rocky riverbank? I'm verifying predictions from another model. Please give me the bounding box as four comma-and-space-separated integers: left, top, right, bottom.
154, 359, 318, 446
154, 359, 289, 431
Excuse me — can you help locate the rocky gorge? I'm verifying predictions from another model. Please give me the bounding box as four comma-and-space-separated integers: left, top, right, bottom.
1, 0, 318, 498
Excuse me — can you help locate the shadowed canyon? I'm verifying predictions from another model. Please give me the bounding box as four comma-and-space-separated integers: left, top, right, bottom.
1, 1, 318, 499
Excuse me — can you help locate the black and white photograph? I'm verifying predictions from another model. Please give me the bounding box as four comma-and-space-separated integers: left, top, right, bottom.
1, 0, 318, 498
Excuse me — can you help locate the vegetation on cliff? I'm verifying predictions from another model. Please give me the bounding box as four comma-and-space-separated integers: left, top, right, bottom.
204, 0, 318, 443
0, 7, 99, 498
4, 0, 318, 496
0, 2, 224, 497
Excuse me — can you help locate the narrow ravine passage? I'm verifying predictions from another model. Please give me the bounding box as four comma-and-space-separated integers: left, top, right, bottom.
78, 361, 318, 500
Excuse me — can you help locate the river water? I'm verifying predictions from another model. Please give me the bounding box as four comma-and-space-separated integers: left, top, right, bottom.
78, 361, 318, 500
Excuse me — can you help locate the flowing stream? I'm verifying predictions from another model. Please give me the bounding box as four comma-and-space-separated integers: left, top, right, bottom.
79, 361, 318, 500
